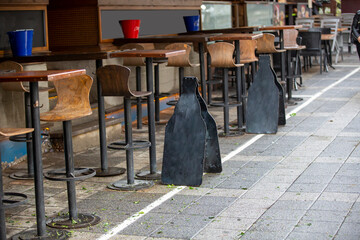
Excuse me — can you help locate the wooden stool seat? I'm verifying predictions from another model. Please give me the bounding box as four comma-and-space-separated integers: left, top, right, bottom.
257, 33, 286, 54
239, 39, 259, 64
284, 29, 307, 51
207, 42, 244, 68
40, 75, 93, 122
0, 128, 34, 137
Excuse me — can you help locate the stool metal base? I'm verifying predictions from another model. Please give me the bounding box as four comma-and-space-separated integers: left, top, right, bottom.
108, 140, 151, 150
9, 172, 34, 180
108, 179, 154, 191
2, 192, 28, 209
11, 229, 70, 240
218, 129, 245, 138
44, 168, 96, 181
135, 170, 161, 180
46, 213, 100, 229
94, 167, 126, 177
166, 100, 178, 106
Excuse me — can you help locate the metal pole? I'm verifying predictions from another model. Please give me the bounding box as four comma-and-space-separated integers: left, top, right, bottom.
25, 92, 34, 176
124, 98, 134, 184
30, 82, 46, 237
0, 162, 6, 240
145, 58, 157, 174
96, 59, 108, 171
234, 40, 243, 129
136, 66, 143, 129
63, 121, 78, 220
198, 42, 207, 102
154, 64, 160, 122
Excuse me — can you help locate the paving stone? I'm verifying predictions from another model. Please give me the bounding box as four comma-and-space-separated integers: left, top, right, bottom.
261, 208, 306, 221
287, 183, 327, 193
344, 210, 360, 223
294, 174, 334, 184
205, 216, 256, 230
279, 192, 320, 202
194, 196, 237, 207
334, 234, 360, 240
318, 192, 359, 202
286, 231, 334, 240
293, 220, 342, 234
336, 222, 360, 235
239, 230, 289, 240
241, 190, 284, 201
325, 183, 360, 193
149, 224, 200, 239
301, 162, 342, 176
221, 207, 267, 219
193, 227, 242, 240
310, 200, 353, 212
271, 200, 313, 210
301, 209, 348, 222
120, 222, 162, 236
249, 218, 297, 233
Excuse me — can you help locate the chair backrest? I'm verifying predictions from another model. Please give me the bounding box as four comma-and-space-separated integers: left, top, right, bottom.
0, 61, 28, 92
165, 43, 193, 67
239, 39, 258, 62
207, 42, 237, 68
298, 31, 322, 50
341, 13, 354, 29
256, 33, 278, 54
284, 29, 300, 48
320, 18, 339, 35
51, 74, 93, 118
119, 43, 154, 66
97, 65, 139, 98
295, 18, 315, 29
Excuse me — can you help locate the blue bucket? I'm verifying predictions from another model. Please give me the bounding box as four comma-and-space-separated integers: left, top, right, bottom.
7, 29, 34, 57
183, 15, 200, 32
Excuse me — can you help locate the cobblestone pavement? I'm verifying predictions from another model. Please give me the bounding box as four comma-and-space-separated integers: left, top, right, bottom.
3, 53, 360, 240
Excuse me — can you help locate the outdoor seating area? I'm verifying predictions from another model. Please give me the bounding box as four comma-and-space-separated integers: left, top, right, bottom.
0, 0, 360, 239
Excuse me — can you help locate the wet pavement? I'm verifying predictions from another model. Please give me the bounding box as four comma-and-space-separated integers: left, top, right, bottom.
3, 52, 360, 240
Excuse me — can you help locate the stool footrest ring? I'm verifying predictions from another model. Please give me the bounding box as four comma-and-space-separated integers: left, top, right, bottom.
46, 213, 100, 229
1, 192, 27, 209
44, 168, 96, 181
108, 140, 151, 150
9, 132, 49, 143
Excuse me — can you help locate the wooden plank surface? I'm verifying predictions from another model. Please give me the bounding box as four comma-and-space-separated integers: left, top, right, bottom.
208, 33, 263, 41
109, 49, 186, 58
259, 25, 303, 31
178, 26, 261, 35
321, 34, 335, 40
0, 69, 86, 82
113, 35, 212, 45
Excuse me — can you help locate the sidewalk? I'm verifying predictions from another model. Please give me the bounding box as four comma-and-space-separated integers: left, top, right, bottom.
3, 53, 360, 240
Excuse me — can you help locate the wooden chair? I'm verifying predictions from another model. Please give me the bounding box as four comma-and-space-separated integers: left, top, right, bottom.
40, 74, 100, 229
283, 29, 306, 89
0, 61, 53, 180
295, 18, 315, 30
0, 128, 32, 239
321, 18, 342, 63
97, 65, 154, 191
207, 42, 244, 136
164, 43, 199, 105
341, 13, 355, 53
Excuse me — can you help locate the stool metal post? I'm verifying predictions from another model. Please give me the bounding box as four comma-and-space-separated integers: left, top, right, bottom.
198, 42, 207, 102
154, 64, 160, 123
136, 57, 161, 180
125, 98, 135, 184
0, 159, 6, 240
234, 40, 244, 130
223, 68, 230, 134
63, 121, 78, 220
206, 54, 212, 104
279, 30, 286, 88
136, 66, 143, 129
24, 92, 34, 177
30, 82, 47, 237
179, 67, 184, 95
94, 59, 125, 177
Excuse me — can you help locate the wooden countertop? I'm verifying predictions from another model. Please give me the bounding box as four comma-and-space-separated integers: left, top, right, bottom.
109, 49, 186, 58
0, 69, 86, 82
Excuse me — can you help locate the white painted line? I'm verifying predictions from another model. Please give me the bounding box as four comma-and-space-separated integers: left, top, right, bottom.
332, 65, 359, 67
291, 95, 314, 98
97, 66, 360, 240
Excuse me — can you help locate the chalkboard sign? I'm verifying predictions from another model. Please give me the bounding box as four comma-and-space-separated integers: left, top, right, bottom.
0, 10, 47, 51
100, 9, 200, 40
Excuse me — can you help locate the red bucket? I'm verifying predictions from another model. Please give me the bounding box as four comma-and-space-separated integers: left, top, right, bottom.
119, 19, 141, 39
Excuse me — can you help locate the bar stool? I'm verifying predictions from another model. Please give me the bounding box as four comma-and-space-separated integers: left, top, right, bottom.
119, 43, 151, 131
0, 61, 53, 180
284, 29, 306, 100
164, 43, 199, 106
0, 128, 31, 240
207, 42, 244, 137
40, 75, 100, 229
96, 65, 154, 191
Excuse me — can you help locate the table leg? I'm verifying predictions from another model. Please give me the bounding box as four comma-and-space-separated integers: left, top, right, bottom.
234, 40, 245, 132
94, 59, 125, 177
136, 57, 161, 180
198, 42, 207, 103
11, 82, 68, 239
